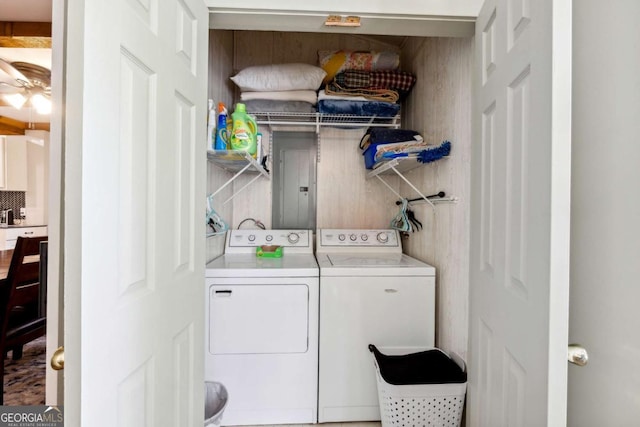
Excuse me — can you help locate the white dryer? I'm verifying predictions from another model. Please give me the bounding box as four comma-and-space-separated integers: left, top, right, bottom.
205, 229, 318, 426
316, 229, 436, 423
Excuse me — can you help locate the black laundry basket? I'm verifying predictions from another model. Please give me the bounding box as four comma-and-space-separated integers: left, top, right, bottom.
369, 345, 467, 427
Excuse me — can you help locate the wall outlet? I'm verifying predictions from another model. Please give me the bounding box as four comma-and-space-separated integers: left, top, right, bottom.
19, 207, 26, 218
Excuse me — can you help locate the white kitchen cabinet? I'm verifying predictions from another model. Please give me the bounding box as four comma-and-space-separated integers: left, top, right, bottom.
0, 136, 28, 192
0, 226, 47, 250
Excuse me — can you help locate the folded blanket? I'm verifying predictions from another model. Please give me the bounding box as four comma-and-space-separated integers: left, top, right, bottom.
318, 50, 400, 84
240, 90, 318, 105
325, 82, 399, 103
317, 98, 400, 117
334, 70, 416, 93
318, 91, 370, 102
374, 138, 428, 163
243, 99, 316, 114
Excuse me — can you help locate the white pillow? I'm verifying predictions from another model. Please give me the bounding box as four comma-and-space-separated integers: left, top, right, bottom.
230, 63, 326, 92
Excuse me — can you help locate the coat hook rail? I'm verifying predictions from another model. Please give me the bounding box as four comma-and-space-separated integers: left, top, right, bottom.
407, 196, 459, 205
395, 191, 446, 205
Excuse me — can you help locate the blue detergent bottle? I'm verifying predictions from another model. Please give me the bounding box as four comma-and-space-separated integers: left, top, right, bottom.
215, 102, 228, 150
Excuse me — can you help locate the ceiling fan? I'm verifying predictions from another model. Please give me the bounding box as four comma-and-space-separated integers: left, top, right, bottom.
0, 58, 51, 114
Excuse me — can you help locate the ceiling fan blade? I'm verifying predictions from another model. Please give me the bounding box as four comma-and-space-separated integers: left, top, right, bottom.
0, 82, 26, 95
0, 58, 30, 86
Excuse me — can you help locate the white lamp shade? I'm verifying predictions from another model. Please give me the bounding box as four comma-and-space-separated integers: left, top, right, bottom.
30, 93, 51, 114
3, 93, 27, 109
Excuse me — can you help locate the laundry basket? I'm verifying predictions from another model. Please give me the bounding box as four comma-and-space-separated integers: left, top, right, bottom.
369, 345, 467, 427
204, 381, 228, 427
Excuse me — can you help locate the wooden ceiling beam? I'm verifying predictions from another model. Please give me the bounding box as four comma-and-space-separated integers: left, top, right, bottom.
0, 22, 51, 37
0, 116, 24, 135
0, 116, 49, 135
0, 22, 51, 48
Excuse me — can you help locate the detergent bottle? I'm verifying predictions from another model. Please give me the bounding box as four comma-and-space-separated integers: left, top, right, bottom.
229, 103, 258, 157
214, 102, 229, 150
207, 99, 216, 150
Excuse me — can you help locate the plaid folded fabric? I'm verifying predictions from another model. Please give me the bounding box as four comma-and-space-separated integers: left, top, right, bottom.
371, 70, 416, 92
334, 70, 416, 92
334, 70, 371, 88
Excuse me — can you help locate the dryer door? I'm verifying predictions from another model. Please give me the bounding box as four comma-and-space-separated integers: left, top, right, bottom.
210, 284, 309, 354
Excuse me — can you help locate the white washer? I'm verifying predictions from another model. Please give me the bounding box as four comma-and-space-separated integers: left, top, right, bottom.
205, 229, 318, 426
316, 229, 436, 423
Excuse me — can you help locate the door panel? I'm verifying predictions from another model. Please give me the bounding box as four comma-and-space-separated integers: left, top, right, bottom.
64, 0, 208, 425
468, 0, 572, 425
272, 131, 317, 229
209, 284, 309, 354
569, 2, 640, 424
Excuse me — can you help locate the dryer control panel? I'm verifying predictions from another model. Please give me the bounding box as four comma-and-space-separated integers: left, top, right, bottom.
225, 229, 313, 253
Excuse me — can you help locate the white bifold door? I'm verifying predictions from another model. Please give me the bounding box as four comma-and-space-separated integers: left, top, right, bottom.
468, 0, 572, 426
63, 0, 209, 425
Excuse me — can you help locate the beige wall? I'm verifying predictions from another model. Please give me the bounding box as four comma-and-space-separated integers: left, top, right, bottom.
401, 37, 473, 359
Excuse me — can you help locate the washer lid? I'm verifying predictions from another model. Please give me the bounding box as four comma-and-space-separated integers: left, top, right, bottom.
326, 253, 414, 267
318, 253, 435, 276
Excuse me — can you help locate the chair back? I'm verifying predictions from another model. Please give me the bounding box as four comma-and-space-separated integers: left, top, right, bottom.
0, 236, 48, 335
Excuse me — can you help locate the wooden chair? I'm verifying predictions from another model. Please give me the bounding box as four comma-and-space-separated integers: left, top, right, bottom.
0, 236, 47, 404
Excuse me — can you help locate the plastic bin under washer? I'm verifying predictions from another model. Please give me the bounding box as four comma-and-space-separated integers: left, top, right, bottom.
205, 229, 319, 426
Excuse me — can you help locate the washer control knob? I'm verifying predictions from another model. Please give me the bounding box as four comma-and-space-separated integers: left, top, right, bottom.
377, 232, 389, 243
361, 234, 369, 241
287, 232, 300, 244
248, 234, 256, 242
349, 234, 357, 241
266, 235, 273, 242
338, 234, 346, 241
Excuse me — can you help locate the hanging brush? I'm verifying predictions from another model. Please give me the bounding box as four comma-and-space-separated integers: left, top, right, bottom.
417, 140, 451, 164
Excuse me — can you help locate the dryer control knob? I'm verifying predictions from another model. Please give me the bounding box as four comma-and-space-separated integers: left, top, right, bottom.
287, 232, 300, 244
361, 234, 369, 241
377, 232, 389, 243
266, 235, 273, 242
349, 234, 357, 241
248, 234, 256, 242
338, 234, 346, 241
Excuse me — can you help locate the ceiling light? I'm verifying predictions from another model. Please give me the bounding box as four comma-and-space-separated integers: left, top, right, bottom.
30, 93, 51, 115
3, 93, 27, 109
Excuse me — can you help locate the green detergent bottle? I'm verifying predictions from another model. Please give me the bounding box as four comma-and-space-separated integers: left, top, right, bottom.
229, 103, 258, 158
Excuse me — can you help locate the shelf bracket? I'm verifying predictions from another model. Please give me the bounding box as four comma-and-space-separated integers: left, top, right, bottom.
207, 150, 270, 205
388, 164, 436, 210
221, 173, 263, 205
370, 163, 436, 210
210, 162, 252, 199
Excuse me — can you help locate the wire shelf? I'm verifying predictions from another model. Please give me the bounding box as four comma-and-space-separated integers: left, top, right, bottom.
251, 111, 401, 132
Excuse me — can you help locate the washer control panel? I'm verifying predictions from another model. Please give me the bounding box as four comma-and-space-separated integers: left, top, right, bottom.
227, 229, 312, 250
319, 229, 399, 247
